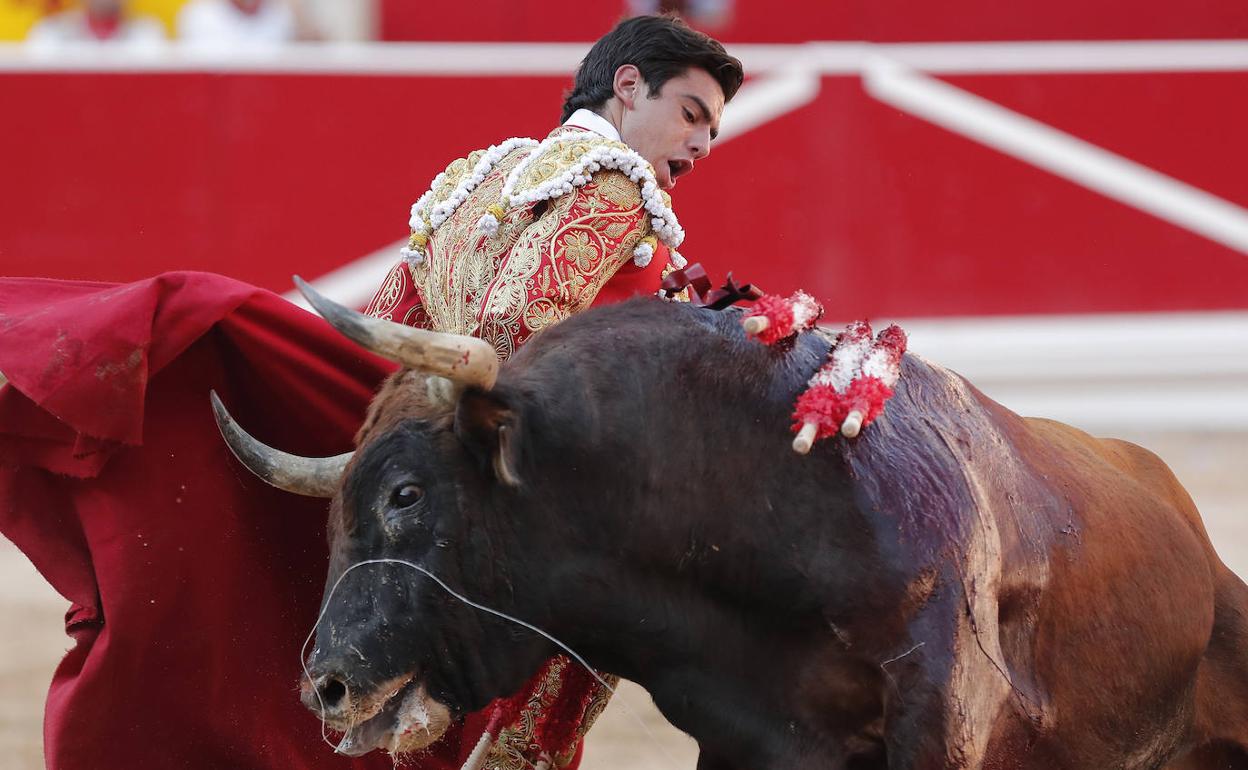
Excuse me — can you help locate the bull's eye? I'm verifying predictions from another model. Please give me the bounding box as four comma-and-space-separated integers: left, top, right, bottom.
390, 484, 424, 508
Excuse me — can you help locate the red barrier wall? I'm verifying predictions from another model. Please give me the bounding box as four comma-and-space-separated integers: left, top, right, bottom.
1, 72, 567, 293
380, 0, 1248, 42
2, 59, 1247, 318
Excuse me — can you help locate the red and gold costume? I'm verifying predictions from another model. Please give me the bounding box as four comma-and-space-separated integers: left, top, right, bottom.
363, 124, 687, 768
365, 125, 682, 359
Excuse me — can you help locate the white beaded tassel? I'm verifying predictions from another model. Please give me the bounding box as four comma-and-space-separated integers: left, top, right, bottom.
484, 132, 687, 267
400, 137, 538, 251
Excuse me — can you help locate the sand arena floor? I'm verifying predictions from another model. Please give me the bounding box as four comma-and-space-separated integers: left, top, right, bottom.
1, 431, 1244, 768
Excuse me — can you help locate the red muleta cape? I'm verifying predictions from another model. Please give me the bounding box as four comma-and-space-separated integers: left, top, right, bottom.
0, 272, 596, 769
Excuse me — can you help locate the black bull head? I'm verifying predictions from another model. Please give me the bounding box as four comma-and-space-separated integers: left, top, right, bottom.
212, 281, 1247, 769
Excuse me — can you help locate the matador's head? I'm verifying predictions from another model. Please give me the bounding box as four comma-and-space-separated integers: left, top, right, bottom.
561, 15, 744, 191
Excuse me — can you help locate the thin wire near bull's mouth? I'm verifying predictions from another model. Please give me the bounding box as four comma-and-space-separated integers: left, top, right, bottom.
300, 557, 687, 764
301, 558, 617, 753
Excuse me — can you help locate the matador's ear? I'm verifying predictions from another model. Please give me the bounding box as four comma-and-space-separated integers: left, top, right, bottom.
613, 64, 643, 108
455, 388, 523, 487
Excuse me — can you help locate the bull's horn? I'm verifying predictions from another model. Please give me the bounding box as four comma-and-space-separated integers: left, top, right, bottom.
210, 391, 351, 498
293, 276, 498, 390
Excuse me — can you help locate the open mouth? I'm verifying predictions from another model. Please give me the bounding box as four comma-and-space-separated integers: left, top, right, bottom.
666, 159, 693, 188
331, 677, 452, 757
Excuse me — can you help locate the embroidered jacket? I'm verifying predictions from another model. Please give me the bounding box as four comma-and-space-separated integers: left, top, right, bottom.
365, 126, 678, 361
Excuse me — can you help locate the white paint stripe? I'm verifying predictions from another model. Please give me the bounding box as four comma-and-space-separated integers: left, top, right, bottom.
739, 41, 866, 74
716, 63, 822, 143
862, 56, 1248, 255
1, 40, 1247, 75
876, 310, 1248, 431
0, 42, 591, 75
848, 39, 1248, 74
897, 310, 1248, 379
282, 238, 405, 310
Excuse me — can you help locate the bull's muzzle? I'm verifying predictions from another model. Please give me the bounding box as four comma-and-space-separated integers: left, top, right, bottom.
301, 671, 349, 718
300, 658, 452, 756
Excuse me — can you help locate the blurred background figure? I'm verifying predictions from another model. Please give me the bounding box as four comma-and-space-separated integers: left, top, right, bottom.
26, 0, 164, 46
176, 0, 318, 45
628, 0, 732, 29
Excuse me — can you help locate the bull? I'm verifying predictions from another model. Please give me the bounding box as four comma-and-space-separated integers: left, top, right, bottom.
214, 281, 1248, 769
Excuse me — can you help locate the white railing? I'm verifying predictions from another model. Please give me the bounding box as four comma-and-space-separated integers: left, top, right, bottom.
1, 39, 1247, 74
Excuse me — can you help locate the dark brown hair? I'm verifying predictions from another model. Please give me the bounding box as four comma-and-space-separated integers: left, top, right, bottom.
560, 15, 744, 122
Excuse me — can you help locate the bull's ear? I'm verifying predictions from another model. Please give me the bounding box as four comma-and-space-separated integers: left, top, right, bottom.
455, 388, 523, 487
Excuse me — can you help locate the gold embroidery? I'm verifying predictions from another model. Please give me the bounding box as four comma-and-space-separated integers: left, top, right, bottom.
479, 659, 621, 770
483, 658, 569, 770
524, 298, 560, 332
594, 172, 643, 209
364, 262, 406, 320
431, 155, 472, 203
412, 130, 657, 363
510, 137, 633, 201
553, 678, 618, 769
561, 231, 597, 272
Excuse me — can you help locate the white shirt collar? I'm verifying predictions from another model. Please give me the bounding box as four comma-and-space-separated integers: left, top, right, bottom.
562, 109, 622, 142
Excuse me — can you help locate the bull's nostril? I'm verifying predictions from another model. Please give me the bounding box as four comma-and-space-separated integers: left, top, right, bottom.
319, 677, 348, 709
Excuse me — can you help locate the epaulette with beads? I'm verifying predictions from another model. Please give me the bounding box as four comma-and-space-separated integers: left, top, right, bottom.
400, 132, 687, 270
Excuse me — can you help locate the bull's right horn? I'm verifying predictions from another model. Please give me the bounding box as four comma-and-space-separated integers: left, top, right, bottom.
210, 391, 351, 498
294, 276, 498, 390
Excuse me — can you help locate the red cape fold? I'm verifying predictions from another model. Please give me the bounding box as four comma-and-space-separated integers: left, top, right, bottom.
0, 272, 503, 769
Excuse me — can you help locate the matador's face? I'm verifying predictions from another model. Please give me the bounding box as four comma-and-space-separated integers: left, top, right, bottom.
619, 67, 725, 191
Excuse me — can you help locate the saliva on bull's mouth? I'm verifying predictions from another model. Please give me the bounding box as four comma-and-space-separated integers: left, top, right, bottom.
299, 573, 527, 756
302, 669, 454, 757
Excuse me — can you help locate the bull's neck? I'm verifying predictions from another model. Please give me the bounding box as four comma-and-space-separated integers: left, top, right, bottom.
532, 483, 894, 767
506, 420, 896, 764
483, 309, 906, 762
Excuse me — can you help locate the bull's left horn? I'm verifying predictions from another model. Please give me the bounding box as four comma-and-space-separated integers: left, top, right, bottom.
294, 276, 498, 390
210, 391, 351, 498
